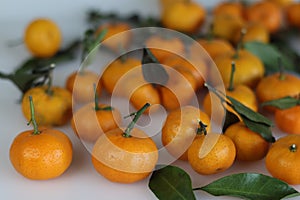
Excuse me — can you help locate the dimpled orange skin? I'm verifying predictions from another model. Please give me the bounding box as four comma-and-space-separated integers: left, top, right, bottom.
10, 128, 73, 180
193, 38, 235, 61
161, 1, 206, 34
214, 50, 265, 88
203, 84, 258, 117
275, 105, 300, 134
213, 1, 244, 19
188, 133, 236, 175
266, 134, 300, 185
24, 18, 62, 58
286, 3, 300, 28
65, 70, 101, 104
161, 105, 210, 161
101, 58, 141, 96
91, 128, 158, 183
22, 86, 72, 126
245, 1, 282, 33
145, 35, 185, 63
160, 66, 198, 111
256, 73, 300, 112
95, 22, 131, 52
71, 103, 122, 142
224, 122, 269, 161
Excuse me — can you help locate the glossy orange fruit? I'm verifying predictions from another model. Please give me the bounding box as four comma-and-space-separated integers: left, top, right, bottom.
212, 13, 245, 42
286, 2, 300, 28
224, 122, 269, 161
10, 96, 72, 180
96, 22, 131, 52
266, 134, 300, 184
234, 22, 270, 44
256, 72, 300, 112
91, 128, 158, 183
245, 1, 282, 33
275, 105, 300, 134
213, 1, 244, 19
101, 57, 141, 96
214, 49, 265, 88
159, 66, 197, 110
161, 106, 210, 161
162, 54, 208, 89
22, 86, 72, 126
65, 70, 101, 103
71, 103, 122, 142
24, 18, 62, 58
192, 38, 235, 61
161, 1, 206, 33
188, 132, 236, 175
145, 35, 185, 63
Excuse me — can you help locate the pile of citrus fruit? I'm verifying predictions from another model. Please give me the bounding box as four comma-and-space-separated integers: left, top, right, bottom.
7, 0, 300, 190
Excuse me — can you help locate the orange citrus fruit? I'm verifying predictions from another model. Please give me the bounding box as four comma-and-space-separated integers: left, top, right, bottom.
161, 105, 210, 161
22, 86, 72, 126
224, 122, 269, 161
92, 127, 158, 183
188, 132, 236, 175
266, 134, 300, 184
24, 18, 62, 58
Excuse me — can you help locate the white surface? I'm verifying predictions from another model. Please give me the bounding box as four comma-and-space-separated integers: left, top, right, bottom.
1, 1, 300, 200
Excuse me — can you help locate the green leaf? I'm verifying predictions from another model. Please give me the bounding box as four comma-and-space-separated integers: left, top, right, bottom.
226, 96, 275, 142
244, 41, 295, 74
149, 165, 196, 200
226, 96, 273, 126
141, 47, 169, 86
222, 110, 240, 133
242, 117, 275, 143
196, 173, 300, 200
0, 40, 80, 95
261, 96, 300, 110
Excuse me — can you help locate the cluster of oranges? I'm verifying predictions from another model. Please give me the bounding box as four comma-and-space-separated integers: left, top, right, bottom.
8, 0, 300, 188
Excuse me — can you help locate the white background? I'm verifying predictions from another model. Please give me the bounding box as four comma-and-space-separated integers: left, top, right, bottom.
1, 0, 299, 200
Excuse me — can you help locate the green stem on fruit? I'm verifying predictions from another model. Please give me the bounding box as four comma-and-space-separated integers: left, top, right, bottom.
197, 120, 208, 135
93, 83, 113, 111
233, 28, 247, 59
278, 57, 286, 81
123, 103, 150, 138
228, 61, 236, 91
290, 144, 297, 152
27, 96, 40, 135
46, 63, 55, 96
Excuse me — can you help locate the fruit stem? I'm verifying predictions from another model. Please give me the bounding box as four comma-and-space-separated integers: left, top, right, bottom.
93, 83, 100, 111
28, 96, 40, 135
93, 83, 113, 111
123, 103, 150, 138
228, 61, 236, 91
290, 144, 297, 152
197, 120, 208, 135
233, 28, 247, 59
46, 64, 55, 96
278, 57, 286, 81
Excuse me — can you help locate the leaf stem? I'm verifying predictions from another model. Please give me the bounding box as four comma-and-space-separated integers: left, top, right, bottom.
93, 83, 100, 111
123, 103, 150, 137
46, 64, 55, 96
233, 28, 247, 59
278, 57, 286, 80
228, 61, 236, 91
28, 96, 40, 135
